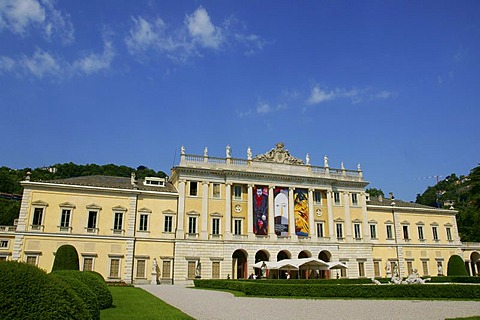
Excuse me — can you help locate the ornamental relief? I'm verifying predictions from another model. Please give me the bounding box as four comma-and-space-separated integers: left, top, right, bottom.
253, 143, 304, 165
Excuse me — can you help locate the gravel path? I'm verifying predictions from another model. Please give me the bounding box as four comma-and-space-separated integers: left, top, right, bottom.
139, 284, 480, 320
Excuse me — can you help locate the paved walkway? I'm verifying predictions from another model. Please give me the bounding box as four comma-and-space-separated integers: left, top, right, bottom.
139, 284, 480, 320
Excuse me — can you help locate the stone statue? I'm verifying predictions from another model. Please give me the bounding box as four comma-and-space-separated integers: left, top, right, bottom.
226, 145, 231, 158
260, 261, 267, 278
195, 261, 201, 278
306, 153, 310, 165
152, 258, 158, 273
324, 155, 329, 168
204, 147, 208, 157
341, 162, 345, 170
130, 172, 136, 186
371, 278, 381, 285
181, 145, 185, 155
357, 163, 361, 171
385, 261, 391, 276
247, 146, 252, 160
392, 262, 399, 277
437, 262, 443, 276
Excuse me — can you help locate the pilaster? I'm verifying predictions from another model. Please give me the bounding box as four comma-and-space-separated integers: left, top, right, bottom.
308, 188, 315, 239
343, 192, 352, 241
176, 180, 186, 238
268, 185, 275, 238
224, 182, 232, 240
326, 190, 334, 241
201, 181, 209, 240
247, 184, 254, 239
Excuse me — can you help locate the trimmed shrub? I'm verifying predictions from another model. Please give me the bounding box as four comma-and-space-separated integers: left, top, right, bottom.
447, 255, 468, 276
50, 271, 100, 320
52, 244, 80, 271
55, 270, 113, 309
0, 261, 91, 320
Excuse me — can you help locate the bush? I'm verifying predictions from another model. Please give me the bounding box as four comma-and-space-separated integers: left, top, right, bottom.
50, 272, 100, 320
52, 244, 79, 272
54, 270, 113, 309
447, 255, 469, 276
194, 279, 480, 300
0, 261, 91, 320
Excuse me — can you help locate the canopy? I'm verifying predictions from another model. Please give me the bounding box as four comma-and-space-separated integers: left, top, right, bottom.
252, 258, 347, 271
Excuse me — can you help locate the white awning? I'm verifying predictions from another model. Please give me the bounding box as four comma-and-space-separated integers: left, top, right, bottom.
252, 258, 347, 270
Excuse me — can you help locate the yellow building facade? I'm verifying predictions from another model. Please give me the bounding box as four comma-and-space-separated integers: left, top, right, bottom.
2, 143, 479, 284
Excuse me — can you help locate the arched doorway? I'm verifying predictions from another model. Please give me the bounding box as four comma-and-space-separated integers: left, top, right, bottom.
471, 252, 480, 276
255, 250, 270, 278
298, 250, 312, 279
277, 250, 291, 261
318, 250, 332, 279
232, 249, 248, 279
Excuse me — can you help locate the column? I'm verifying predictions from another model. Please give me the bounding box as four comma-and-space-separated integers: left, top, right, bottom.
326, 190, 334, 241
288, 187, 296, 240
247, 184, 254, 239
343, 192, 352, 241
224, 183, 232, 240
308, 189, 315, 239
176, 180, 186, 238
201, 181, 209, 239
361, 192, 370, 242
268, 185, 275, 238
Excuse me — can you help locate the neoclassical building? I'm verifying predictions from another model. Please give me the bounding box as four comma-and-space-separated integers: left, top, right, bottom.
1, 143, 479, 284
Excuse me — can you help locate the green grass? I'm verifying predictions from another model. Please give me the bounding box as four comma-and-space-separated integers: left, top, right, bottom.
446, 318, 480, 320
100, 287, 194, 320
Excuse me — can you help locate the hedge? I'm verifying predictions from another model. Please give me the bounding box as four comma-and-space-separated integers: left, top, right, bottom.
51, 244, 80, 272
49, 272, 100, 320
0, 261, 91, 320
447, 255, 469, 276
52, 270, 113, 309
194, 279, 480, 300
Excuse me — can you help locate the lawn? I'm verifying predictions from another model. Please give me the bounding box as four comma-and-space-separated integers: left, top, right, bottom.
101, 286, 195, 320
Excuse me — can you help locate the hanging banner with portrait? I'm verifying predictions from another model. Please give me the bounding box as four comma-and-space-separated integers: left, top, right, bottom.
294, 189, 309, 236
253, 186, 268, 235
274, 187, 289, 236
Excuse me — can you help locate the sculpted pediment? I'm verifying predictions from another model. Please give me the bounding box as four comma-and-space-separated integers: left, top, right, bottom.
253, 143, 304, 165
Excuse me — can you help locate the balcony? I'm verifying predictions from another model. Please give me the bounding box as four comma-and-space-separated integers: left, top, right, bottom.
0, 225, 16, 233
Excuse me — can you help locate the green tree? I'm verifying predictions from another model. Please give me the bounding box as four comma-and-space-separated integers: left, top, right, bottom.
52, 244, 80, 271
447, 255, 468, 276
366, 188, 384, 198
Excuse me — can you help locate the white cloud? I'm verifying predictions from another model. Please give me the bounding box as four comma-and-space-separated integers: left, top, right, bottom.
256, 102, 271, 114
0, 0, 74, 44
0, 55, 16, 73
186, 6, 223, 49
125, 16, 164, 53
72, 40, 115, 75
307, 86, 336, 105
20, 48, 61, 78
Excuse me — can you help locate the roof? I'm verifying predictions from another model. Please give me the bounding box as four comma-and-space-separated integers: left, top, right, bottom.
40, 175, 178, 193
368, 197, 452, 211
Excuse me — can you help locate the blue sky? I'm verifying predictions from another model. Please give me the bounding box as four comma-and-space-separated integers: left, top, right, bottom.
1, 0, 479, 201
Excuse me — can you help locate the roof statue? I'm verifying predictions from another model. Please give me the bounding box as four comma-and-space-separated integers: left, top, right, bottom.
247, 146, 252, 160
226, 145, 231, 158
253, 143, 304, 165
204, 147, 208, 157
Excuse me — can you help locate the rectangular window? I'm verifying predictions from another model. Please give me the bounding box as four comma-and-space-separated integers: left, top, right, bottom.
212, 183, 220, 198
340, 265, 347, 278
139, 214, 149, 231
32, 208, 43, 226
336, 223, 343, 239
234, 185, 242, 200
212, 261, 220, 279
0, 256, 6, 261
26, 256, 38, 266
164, 216, 173, 233
374, 261, 381, 277
358, 262, 365, 277
334, 192, 341, 205
190, 181, 198, 196
188, 217, 197, 234
422, 261, 429, 276
407, 261, 413, 275
113, 212, 123, 231
83, 257, 93, 271
354, 223, 361, 239
0, 240, 8, 248
316, 222, 324, 238
109, 259, 120, 278
351, 193, 358, 206
403, 225, 409, 240
162, 260, 171, 278
187, 261, 196, 279
234, 219, 242, 235
212, 218, 220, 235
136, 260, 146, 278
386, 225, 393, 239
432, 226, 439, 241
446, 227, 452, 241
87, 211, 98, 230
418, 226, 424, 240
60, 209, 71, 228
313, 191, 322, 204
370, 224, 377, 239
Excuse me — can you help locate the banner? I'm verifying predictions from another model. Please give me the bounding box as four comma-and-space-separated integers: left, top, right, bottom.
253, 186, 268, 235
294, 189, 309, 236
274, 187, 289, 236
